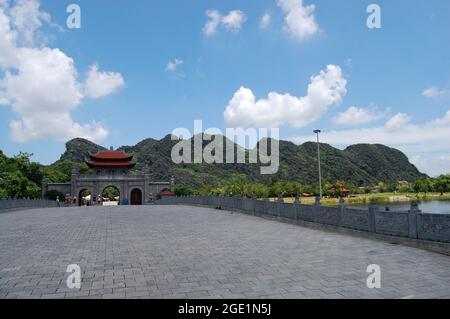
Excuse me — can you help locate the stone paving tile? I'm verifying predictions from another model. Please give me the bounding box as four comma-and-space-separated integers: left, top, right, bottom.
0, 205, 450, 299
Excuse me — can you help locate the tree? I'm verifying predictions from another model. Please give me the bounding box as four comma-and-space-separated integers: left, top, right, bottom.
322, 180, 333, 197
0, 172, 39, 199
377, 182, 389, 193
102, 186, 120, 200
252, 183, 269, 198
199, 184, 223, 196
433, 175, 450, 195
224, 174, 247, 196
13, 152, 32, 171
412, 178, 433, 194
43, 161, 91, 183
329, 181, 348, 198
174, 186, 195, 196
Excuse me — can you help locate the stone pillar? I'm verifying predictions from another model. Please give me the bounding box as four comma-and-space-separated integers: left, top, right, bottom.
338, 197, 345, 226
315, 196, 321, 206
264, 193, 269, 215
252, 194, 257, 216
93, 182, 100, 205
170, 176, 175, 192
277, 194, 283, 217
143, 173, 149, 204
408, 201, 421, 239
41, 176, 47, 199
294, 194, 301, 221
368, 199, 378, 233
71, 167, 79, 201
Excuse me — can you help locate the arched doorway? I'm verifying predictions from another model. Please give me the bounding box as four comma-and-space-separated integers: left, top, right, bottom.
78, 189, 92, 206
130, 188, 142, 205
102, 186, 120, 206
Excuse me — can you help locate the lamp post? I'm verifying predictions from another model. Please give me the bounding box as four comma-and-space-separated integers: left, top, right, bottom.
313, 129, 323, 198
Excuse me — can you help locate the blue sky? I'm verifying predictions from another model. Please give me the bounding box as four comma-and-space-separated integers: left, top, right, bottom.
0, 0, 450, 176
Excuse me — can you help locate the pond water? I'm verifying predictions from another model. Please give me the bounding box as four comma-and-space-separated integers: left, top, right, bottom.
350, 200, 450, 214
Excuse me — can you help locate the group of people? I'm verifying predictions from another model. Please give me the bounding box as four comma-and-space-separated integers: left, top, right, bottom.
56, 193, 134, 207
80, 194, 108, 206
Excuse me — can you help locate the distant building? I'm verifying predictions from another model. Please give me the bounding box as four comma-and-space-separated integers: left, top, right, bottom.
397, 180, 410, 190
159, 190, 175, 197
341, 188, 350, 197
44, 149, 173, 206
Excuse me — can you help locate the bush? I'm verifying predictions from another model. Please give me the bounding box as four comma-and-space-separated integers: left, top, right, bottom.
174, 186, 195, 196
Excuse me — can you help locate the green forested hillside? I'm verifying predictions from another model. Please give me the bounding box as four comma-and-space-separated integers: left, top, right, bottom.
56, 135, 427, 188
0, 134, 435, 199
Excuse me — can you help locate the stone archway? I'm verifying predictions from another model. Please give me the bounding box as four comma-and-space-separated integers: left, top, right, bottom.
78, 188, 92, 206
102, 185, 121, 205
130, 188, 143, 205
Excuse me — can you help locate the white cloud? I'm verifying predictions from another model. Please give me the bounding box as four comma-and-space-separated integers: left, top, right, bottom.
385, 113, 411, 130
333, 106, 382, 126
260, 13, 271, 29
289, 110, 450, 176
10, 0, 50, 45
410, 154, 450, 177
0, 0, 124, 143
165, 58, 183, 72
224, 65, 347, 128
0, 0, 19, 68
277, 0, 319, 41
202, 9, 247, 36
423, 86, 447, 98
84, 64, 125, 99
2, 47, 108, 143
202, 10, 221, 36
221, 10, 247, 32
430, 110, 450, 126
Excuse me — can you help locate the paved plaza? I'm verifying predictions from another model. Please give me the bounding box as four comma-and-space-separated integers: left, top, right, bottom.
0, 205, 449, 299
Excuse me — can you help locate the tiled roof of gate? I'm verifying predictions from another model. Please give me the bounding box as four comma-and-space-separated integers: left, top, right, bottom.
86, 161, 136, 168
89, 151, 133, 160
87, 150, 135, 168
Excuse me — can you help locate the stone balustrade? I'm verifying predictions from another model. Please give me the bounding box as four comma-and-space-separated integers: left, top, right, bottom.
157, 195, 450, 245
0, 198, 60, 211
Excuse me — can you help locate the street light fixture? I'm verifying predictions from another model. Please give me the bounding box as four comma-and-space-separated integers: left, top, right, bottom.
313, 129, 323, 198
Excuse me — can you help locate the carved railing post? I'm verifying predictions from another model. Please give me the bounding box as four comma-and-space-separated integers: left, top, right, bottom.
368, 199, 378, 233
294, 194, 301, 221
264, 193, 269, 216
338, 197, 345, 226
315, 196, 321, 206
277, 194, 283, 217
408, 201, 421, 239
